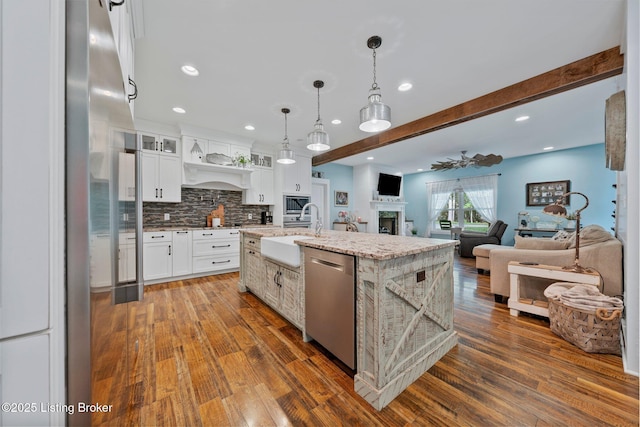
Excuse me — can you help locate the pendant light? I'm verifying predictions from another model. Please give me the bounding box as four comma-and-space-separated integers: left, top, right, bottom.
277, 108, 296, 164
307, 80, 330, 152
359, 35, 391, 133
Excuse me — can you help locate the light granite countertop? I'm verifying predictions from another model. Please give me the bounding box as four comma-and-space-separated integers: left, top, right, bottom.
240, 227, 457, 260
144, 224, 277, 232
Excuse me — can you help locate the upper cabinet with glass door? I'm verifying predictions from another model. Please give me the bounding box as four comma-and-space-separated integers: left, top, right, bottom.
140, 132, 180, 156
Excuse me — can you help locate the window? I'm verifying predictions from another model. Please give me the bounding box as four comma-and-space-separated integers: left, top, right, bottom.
426, 174, 498, 237
436, 191, 489, 232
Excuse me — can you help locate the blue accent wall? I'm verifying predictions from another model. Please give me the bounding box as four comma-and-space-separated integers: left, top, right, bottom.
404, 144, 615, 244
314, 144, 615, 243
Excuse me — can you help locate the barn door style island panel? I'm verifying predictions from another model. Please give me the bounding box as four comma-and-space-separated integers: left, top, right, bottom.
239, 228, 458, 409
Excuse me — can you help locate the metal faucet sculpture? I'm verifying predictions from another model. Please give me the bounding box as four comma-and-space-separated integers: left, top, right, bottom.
300, 203, 323, 237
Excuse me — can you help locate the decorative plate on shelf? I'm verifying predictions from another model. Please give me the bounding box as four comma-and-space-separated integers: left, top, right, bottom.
205, 153, 233, 166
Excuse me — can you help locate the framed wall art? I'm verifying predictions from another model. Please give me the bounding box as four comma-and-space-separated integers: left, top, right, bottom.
526, 180, 570, 206
334, 190, 349, 206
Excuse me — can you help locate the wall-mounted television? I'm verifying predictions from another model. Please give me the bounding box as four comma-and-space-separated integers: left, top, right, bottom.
377, 173, 402, 196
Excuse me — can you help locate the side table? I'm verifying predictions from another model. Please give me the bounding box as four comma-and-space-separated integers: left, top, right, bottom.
507, 262, 601, 317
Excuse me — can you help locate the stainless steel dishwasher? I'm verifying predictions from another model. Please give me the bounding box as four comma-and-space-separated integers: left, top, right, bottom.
304, 247, 356, 369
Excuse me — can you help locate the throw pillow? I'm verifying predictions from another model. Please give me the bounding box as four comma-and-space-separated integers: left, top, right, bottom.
568, 224, 615, 248
551, 230, 573, 241
514, 235, 571, 250
486, 220, 502, 236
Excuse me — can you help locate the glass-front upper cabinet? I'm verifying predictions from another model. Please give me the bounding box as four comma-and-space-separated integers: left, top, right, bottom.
160, 136, 178, 155
140, 132, 179, 155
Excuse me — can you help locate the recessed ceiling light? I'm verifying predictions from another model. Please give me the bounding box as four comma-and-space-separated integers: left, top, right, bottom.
398, 82, 413, 92
181, 65, 199, 76
331, 119, 342, 125
417, 168, 424, 172
244, 124, 255, 131
543, 146, 554, 151
89, 34, 97, 45
172, 107, 186, 114
367, 156, 374, 160
515, 115, 530, 122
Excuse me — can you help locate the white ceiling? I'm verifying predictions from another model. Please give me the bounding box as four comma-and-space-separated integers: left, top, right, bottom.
133, 0, 625, 174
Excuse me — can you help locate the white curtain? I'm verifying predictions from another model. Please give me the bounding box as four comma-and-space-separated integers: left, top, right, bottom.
425, 179, 459, 237
425, 174, 499, 236
462, 174, 498, 223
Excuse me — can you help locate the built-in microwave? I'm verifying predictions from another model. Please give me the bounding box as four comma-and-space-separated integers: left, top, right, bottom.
284, 195, 310, 215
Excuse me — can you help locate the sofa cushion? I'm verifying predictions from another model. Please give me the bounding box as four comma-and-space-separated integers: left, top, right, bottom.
514, 235, 571, 250
568, 224, 615, 248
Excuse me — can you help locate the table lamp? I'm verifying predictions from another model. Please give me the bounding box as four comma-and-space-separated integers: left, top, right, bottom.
542, 191, 593, 273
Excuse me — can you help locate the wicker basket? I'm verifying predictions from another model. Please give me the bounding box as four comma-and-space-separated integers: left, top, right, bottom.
547, 298, 622, 355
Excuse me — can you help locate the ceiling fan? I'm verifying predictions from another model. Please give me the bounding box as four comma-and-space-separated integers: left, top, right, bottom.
430, 151, 503, 171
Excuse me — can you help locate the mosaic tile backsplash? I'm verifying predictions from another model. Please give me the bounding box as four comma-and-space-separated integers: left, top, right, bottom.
143, 188, 269, 228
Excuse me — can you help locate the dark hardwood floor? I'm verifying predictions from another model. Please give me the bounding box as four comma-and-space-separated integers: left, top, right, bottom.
92, 255, 639, 426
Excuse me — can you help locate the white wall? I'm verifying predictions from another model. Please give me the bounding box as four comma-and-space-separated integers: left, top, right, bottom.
619, 0, 639, 376
352, 164, 404, 233
0, 0, 66, 424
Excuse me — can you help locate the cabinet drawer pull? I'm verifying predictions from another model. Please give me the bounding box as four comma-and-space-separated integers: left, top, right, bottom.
202, 233, 213, 236
168, 245, 171, 255
229, 232, 239, 235
212, 260, 231, 264
176, 231, 188, 234
211, 244, 231, 248
151, 235, 165, 239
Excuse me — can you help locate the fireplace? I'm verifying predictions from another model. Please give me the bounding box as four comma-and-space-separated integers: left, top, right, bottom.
369, 200, 406, 236
379, 211, 399, 235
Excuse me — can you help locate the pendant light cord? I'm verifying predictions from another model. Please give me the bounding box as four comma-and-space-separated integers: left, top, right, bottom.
371, 48, 379, 90
316, 86, 321, 122
283, 111, 289, 147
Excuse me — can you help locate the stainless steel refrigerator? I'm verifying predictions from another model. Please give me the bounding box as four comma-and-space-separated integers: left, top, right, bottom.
67, 1, 142, 425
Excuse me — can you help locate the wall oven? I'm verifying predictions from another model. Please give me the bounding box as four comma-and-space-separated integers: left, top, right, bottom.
283, 195, 312, 228
284, 195, 310, 215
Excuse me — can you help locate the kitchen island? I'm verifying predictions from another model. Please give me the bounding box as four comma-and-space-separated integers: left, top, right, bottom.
239, 228, 458, 410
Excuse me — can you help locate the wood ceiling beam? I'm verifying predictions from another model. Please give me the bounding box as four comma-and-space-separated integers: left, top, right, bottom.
312, 46, 624, 166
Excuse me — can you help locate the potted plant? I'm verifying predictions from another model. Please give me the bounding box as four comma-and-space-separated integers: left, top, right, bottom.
411, 228, 418, 236
234, 153, 250, 168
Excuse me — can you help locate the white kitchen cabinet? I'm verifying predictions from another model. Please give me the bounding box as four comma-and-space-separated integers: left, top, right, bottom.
118, 232, 136, 282
107, 0, 136, 119
172, 230, 193, 276
142, 151, 181, 202
243, 168, 274, 205
140, 132, 179, 155
278, 154, 312, 195
250, 152, 273, 168
192, 229, 240, 273
230, 144, 251, 161
182, 136, 251, 163
143, 232, 172, 281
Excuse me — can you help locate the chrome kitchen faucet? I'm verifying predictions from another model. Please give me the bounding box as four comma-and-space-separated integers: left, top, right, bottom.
299, 203, 322, 237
